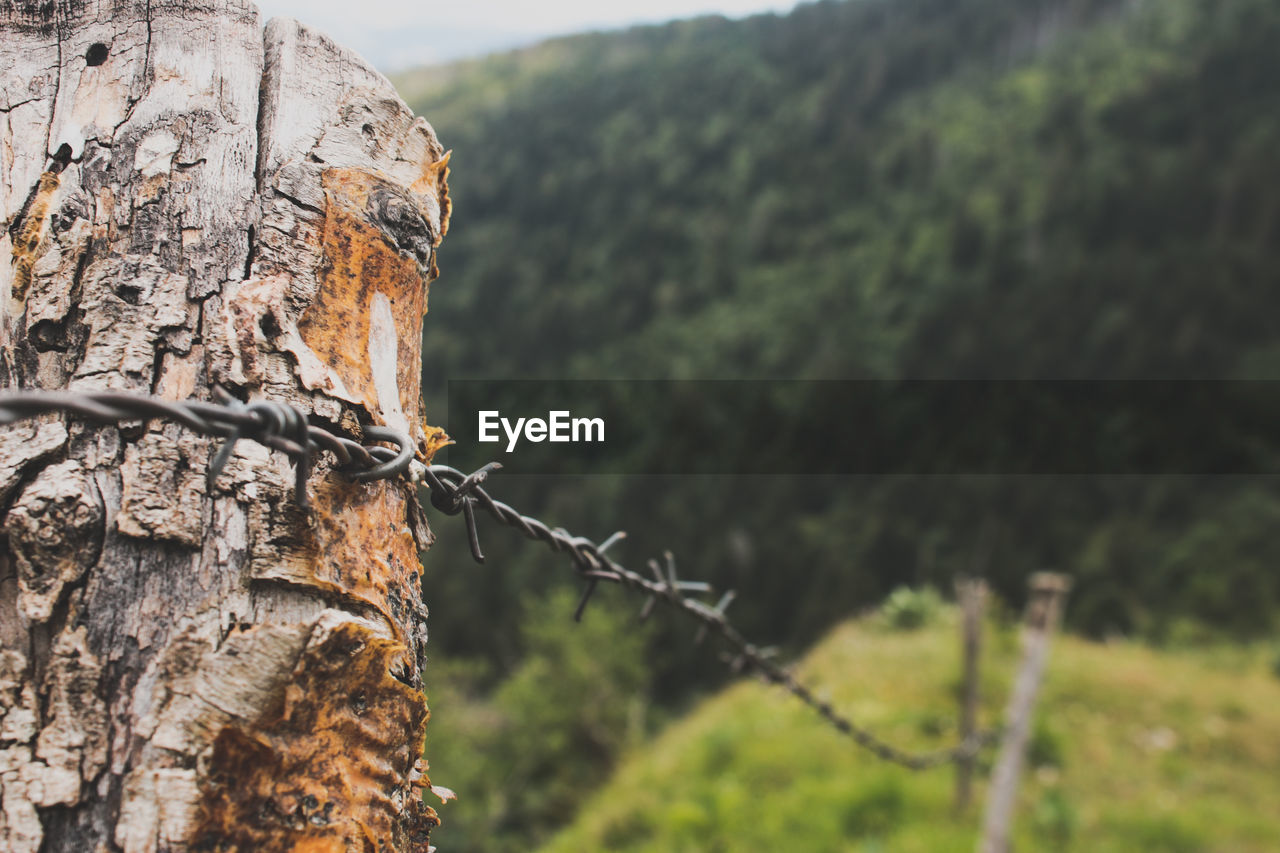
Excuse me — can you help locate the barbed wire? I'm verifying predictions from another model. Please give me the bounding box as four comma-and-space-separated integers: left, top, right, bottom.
417, 462, 999, 769
0, 388, 997, 769
0, 388, 413, 507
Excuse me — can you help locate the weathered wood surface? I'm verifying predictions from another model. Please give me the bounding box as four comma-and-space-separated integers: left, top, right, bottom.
952, 576, 985, 813
0, 2, 451, 850
978, 573, 1071, 853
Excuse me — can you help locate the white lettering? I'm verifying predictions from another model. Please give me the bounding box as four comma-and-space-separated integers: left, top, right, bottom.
480, 410, 605, 451
549, 410, 570, 441
573, 417, 604, 442
502, 417, 525, 453
478, 411, 500, 442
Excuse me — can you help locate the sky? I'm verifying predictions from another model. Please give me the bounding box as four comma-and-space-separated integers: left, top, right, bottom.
254, 0, 803, 71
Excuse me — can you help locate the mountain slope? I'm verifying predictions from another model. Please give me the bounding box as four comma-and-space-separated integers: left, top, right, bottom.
399, 0, 1280, 383
395, 0, 1280, 677
394, 3, 1280, 849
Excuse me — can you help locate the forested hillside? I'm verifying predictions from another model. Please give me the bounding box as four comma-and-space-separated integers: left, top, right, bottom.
392, 1, 1280, 848
403, 0, 1280, 382
400, 0, 1280, 651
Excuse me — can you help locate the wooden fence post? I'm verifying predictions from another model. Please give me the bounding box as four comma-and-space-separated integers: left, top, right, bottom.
0, 3, 451, 850
978, 572, 1071, 853
953, 576, 987, 813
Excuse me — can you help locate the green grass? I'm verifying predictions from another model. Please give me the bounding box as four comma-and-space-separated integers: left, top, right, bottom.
536, 609, 1280, 852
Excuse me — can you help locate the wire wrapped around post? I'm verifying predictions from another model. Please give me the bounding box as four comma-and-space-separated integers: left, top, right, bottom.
0, 389, 414, 506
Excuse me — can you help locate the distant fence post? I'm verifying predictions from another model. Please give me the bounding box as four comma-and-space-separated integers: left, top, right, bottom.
953, 577, 987, 813
978, 572, 1071, 853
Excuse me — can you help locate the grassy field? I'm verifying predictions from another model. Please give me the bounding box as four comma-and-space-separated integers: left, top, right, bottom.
537, 606, 1280, 852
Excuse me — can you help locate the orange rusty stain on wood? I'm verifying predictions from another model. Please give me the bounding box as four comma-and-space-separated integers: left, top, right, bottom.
9, 170, 60, 304
299, 477, 425, 630
288, 839, 347, 853
297, 168, 441, 450
193, 622, 437, 853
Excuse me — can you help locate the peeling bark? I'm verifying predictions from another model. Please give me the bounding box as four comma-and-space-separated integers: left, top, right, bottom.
1, 2, 450, 850
6, 459, 104, 622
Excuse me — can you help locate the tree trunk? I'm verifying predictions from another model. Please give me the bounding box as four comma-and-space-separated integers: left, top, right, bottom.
0, 3, 451, 850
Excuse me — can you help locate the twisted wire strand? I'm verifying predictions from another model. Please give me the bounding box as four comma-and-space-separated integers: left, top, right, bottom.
0, 389, 414, 506
418, 463, 1000, 769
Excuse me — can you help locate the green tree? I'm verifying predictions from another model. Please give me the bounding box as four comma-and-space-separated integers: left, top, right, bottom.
424, 588, 653, 852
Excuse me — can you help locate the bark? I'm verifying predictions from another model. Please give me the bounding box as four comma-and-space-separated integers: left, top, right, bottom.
0, 3, 451, 850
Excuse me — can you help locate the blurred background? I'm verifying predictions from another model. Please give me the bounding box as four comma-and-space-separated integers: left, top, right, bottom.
269, 0, 1280, 849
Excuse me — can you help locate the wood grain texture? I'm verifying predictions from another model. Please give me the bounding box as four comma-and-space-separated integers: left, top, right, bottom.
0, 3, 451, 850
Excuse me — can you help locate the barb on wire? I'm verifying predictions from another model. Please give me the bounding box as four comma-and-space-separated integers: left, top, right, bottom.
0, 389, 414, 505
417, 463, 1001, 770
